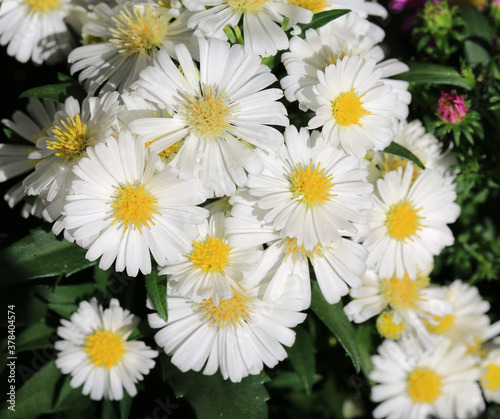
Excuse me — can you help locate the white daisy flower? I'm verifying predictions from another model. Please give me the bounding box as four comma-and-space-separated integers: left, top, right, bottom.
55, 298, 158, 401
363, 164, 460, 280
160, 211, 262, 305
424, 280, 491, 348
63, 131, 209, 276
344, 269, 452, 348
183, 0, 313, 57
129, 38, 289, 197
69, 2, 195, 95
288, 0, 387, 18
480, 348, 500, 403
226, 189, 368, 305
247, 126, 373, 251
148, 271, 307, 383
371, 337, 485, 419
281, 13, 409, 112
367, 119, 458, 184
308, 55, 408, 157
0, 0, 78, 64
23, 92, 121, 229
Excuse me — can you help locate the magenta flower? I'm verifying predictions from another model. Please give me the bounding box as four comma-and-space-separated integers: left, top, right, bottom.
437, 91, 469, 123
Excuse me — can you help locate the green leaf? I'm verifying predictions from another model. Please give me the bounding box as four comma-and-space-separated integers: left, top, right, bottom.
286, 326, 316, 394
1, 360, 61, 418
19, 81, 86, 102
119, 392, 133, 419
102, 399, 118, 419
36, 283, 97, 305
461, 6, 492, 65
145, 269, 168, 322
48, 303, 78, 319
310, 283, 361, 372
170, 370, 270, 419
393, 62, 473, 90
382, 142, 425, 170
299, 10, 350, 33
0, 227, 94, 283
94, 265, 113, 291
354, 324, 374, 379
55, 374, 94, 413
14, 320, 54, 352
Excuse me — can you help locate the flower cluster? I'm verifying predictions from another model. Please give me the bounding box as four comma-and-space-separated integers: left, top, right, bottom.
0, 0, 498, 416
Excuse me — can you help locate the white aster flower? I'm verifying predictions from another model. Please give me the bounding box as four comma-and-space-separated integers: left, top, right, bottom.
480, 348, 500, 403
288, 0, 387, 18
63, 131, 208, 276
226, 189, 368, 305
308, 55, 407, 157
370, 337, 485, 419
160, 211, 262, 305
55, 298, 158, 401
184, 0, 313, 57
0, 0, 79, 64
23, 92, 121, 229
424, 280, 491, 348
248, 126, 373, 251
281, 13, 408, 111
69, 1, 195, 95
148, 271, 307, 383
129, 38, 288, 197
344, 269, 451, 348
367, 119, 458, 184
363, 164, 460, 280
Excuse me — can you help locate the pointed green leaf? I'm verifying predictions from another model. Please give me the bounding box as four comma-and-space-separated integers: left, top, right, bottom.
36, 283, 97, 305
0, 227, 94, 283
382, 142, 425, 169
145, 269, 168, 322
19, 81, 86, 102
393, 62, 473, 90
461, 5, 492, 65
1, 360, 61, 418
286, 326, 316, 394
119, 392, 133, 419
170, 370, 270, 419
299, 9, 350, 33
15, 320, 54, 352
310, 283, 361, 372
48, 303, 78, 319
55, 374, 94, 412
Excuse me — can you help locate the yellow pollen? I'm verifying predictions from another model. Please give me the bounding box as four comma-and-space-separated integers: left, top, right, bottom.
465, 337, 487, 357
289, 162, 334, 206
481, 364, 500, 392
288, 0, 327, 13
332, 89, 370, 127
189, 236, 231, 273
407, 368, 442, 404
47, 115, 88, 160
226, 0, 270, 13
181, 87, 236, 140
385, 201, 424, 241
283, 236, 324, 264
110, 5, 168, 56
380, 154, 422, 183
84, 330, 125, 369
376, 310, 404, 340
111, 183, 160, 233
424, 314, 454, 334
380, 272, 429, 311
197, 290, 253, 330
23, 0, 60, 14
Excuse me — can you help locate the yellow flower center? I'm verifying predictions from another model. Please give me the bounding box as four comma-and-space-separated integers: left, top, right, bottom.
111, 184, 160, 233
481, 364, 500, 392
288, 0, 327, 13
189, 236, 231, 273
84, 330, 125, 369
23, 0, 61, 15
376, 310, 404, 340
197, 289, 253, 329
379, 155, 423, 183
110, 5, 169, 56
226, 0, 270, 13
289, 162, 334, 206
332, 89, 370, 127
324, 48, 357, 69
465, 337, 487, 357
407, 368, 442, 404
283, 236, 324, 264
47, 115, 88, 160
380, 272, 429, 311
181, 87, 237, 140
424, 314, 454, 334
385, 201, 424, 241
